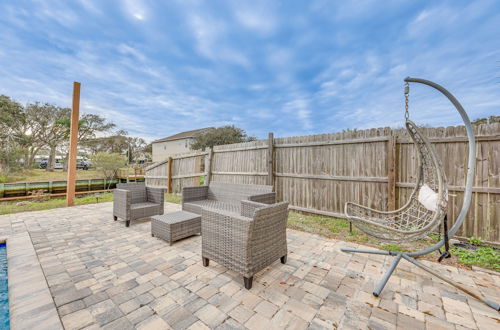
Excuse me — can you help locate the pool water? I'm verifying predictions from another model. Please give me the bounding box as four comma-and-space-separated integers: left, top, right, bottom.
0, 242, 9, 330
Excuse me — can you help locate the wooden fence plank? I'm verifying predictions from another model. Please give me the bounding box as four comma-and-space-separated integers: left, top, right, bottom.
268, 132, 274, 188
168, 157, 173, 193
387, 135, 396, 210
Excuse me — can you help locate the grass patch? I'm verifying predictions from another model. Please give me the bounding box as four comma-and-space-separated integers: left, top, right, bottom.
165, 193, 181, 204
2, 169, 105, 183
0, 192, 182, 216
0, 192, 113, 215
287, 211, 371, 241
380, 244, 407, 252
451, 246, 500, 272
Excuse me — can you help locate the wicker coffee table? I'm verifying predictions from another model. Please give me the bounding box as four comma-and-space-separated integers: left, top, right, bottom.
151, 211, 201, 245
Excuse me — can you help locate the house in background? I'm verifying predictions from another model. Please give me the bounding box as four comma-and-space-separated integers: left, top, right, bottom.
151, 127, 212, 162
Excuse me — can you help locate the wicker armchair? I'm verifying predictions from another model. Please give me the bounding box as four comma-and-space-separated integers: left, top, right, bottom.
201, 200, 289, 289
113, 183, 164, 227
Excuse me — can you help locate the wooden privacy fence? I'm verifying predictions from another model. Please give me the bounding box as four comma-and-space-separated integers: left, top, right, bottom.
146, 123, 500, 242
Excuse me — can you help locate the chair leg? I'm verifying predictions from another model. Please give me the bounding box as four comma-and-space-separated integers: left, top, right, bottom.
202, 257, 209, 267
113, 216, 117, 221
126, 220, 130, 227
244, 276, 253, 290
280, 255, 287, 264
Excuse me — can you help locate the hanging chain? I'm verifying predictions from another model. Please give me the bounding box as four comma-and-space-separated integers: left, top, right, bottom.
404, 81, 410, 120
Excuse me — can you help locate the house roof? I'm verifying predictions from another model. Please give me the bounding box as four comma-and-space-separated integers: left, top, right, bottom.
152, 127, 213, 144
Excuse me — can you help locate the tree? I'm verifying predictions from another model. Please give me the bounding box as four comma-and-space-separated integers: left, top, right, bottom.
0, 95, 25, 173
125, 137, 147, 163
29, 104, 71, 172
90, 153, 127, 188
472, 116, 500, 125
61, 113, 116, 171
190, 125, 256, 150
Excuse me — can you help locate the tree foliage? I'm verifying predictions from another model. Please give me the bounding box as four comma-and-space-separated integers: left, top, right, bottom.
472, 115, 500, 125
0, 94, 126, 175
190, 125, 255, 150
90, 153, 127, 188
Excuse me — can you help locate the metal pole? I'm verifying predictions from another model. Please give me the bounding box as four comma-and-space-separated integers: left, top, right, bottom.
401, 254, 499, 311
373, 253, 402, 297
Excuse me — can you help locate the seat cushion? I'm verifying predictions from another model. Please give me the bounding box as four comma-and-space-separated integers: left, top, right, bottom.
130, 202, 161, 220
183, 199, 240, 215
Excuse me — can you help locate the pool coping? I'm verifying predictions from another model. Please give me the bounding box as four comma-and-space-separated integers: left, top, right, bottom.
5, 233, 63, 330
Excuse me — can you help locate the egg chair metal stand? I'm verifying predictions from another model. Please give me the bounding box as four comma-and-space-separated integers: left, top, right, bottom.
341, 77, 499, 311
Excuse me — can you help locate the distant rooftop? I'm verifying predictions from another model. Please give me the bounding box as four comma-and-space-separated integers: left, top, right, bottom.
152, 127, 213, 144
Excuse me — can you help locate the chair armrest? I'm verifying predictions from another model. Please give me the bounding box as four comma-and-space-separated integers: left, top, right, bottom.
248, 192, 276, 204
146, 187, 164, 204
241, 200, 267, 218
182, 186, 208, 203
146, 187, 164, 214
113, 189, 131, 219
201, 207, 253, 258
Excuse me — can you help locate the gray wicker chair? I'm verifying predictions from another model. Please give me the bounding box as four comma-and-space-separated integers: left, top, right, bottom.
182, 182, 276, 215
201, 200, 289, 289
113, 182, 164, 227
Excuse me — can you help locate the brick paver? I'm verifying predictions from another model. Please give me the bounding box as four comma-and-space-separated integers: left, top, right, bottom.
1, 202, 499, 329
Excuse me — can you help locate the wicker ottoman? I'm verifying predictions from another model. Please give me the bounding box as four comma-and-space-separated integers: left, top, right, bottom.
151, 211, 201, 245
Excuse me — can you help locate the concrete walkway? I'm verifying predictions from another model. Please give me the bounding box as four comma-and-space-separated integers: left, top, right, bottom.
0, 202, 498, 329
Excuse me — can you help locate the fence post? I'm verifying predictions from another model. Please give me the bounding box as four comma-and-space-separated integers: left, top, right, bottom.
168, 157, 173, 193
194, 155, 202, 186
267, 132, 274, 188
205, 148, 213, 185
0, 183, 4, 198
387, 134, 397, 210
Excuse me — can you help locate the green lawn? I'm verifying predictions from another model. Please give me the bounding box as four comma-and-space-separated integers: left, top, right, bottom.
1, 169, 105, 183
0, 192, 181, 215
0, 192, 114, 215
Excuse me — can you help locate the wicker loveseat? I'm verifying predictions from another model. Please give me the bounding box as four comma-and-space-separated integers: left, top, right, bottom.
113, 182, 164, 227
182, 182, 276, 215
182, 182, 288, 289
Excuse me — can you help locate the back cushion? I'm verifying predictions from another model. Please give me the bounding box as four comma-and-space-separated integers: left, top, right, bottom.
117, 183, 147, 204
208, 182, 272, 203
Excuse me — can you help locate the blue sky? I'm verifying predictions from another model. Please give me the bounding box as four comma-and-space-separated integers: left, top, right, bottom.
1, 0, 499, 141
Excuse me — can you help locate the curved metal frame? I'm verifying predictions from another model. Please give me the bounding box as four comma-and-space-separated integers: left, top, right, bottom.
341, 77, 499, 310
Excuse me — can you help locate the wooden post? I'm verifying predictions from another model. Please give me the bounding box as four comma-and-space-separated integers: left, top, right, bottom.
168, 156, 173, 193
66, 82, 80, 206
0, 183, 4, 198
267, 132, 274, 188
205, 147, 213, 185
194, 155, 202, 186
387, 134, 397, 210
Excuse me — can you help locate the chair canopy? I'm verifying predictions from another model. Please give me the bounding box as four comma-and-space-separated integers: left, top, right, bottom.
345, 120, 448, 242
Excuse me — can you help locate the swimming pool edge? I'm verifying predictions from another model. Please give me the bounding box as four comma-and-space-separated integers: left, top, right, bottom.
6, 233, 63, 330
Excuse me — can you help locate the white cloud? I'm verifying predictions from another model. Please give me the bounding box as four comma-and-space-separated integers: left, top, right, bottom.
121, 0, 148, 21
283, 97, 313, 130
233, 3, 278, 35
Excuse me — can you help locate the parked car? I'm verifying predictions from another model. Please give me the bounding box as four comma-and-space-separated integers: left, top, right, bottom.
39, 160, 64, 169
76, 160, 89, 170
